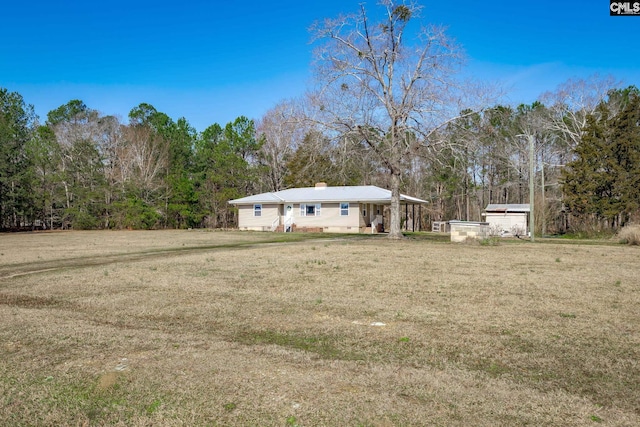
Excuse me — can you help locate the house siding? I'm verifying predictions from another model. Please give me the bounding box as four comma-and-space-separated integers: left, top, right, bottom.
230, 185, 426, 233
294, 202, 360, 232
237, 204, 279, 231
236, 202, 363, 232
235, 201, 391, 233
359, 203, 367, 228
358, 203, 384, 231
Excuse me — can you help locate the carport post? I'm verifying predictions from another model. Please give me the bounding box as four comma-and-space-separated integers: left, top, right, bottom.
412, 204, 415, 232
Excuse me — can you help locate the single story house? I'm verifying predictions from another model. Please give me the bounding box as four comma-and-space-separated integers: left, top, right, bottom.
228, 183, 427, 233
482, 204, 530, 237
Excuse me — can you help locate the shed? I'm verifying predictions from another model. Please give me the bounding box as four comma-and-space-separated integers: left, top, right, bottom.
482, 204, 530, 237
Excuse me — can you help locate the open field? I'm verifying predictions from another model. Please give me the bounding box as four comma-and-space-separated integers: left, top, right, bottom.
1, 230, 638, 426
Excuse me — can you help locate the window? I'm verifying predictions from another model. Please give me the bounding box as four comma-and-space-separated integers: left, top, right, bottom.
300, 203, 321, 216
306, 205, 316, 216
340, 202, 349, 216
253, 204, 262, 217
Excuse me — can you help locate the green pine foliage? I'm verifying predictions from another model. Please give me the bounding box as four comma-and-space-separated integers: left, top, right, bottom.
283, 132, 339, 188
562, 88, 640, 228
611, 92, 640, 220
0, 88, 37, 229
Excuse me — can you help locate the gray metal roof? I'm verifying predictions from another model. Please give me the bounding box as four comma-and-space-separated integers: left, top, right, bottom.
229, 185, 427, 205
485, 204, 530, 213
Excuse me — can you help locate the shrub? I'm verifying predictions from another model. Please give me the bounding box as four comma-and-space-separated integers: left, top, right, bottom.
479, 237, 501, 246
461, 236, 500, 246
111, 197, 161, 230
618, 224, 640, 245
65, 208, 100, 230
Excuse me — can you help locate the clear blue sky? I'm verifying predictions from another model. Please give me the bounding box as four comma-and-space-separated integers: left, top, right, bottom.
2, 1, 638, 132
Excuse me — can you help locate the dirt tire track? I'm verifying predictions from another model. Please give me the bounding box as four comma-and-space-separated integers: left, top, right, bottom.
0, 237, 350, 280
0, 245, 249, 280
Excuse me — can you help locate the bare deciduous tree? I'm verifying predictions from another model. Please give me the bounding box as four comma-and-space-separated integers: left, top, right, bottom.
256, 100, 306, 191
120, 124, 168, 204
309, 0, 472, 238
540, 74, 619, 151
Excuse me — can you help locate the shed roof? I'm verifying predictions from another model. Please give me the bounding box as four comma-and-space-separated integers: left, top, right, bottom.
229, 185, 427, 205
485, 204, 530, 213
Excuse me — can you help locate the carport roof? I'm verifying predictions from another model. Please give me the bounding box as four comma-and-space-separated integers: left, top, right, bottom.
229, 185, 427, 205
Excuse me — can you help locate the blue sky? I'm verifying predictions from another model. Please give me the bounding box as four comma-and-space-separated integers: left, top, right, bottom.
1, 1, 638, 132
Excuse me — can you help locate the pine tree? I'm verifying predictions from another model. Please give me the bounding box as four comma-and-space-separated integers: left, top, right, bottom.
562, 88, 640, 228
610, 92, 640, 224
0, 88, 37, 229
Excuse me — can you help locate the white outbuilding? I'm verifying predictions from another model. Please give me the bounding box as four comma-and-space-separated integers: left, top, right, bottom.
482, 204, 530, 237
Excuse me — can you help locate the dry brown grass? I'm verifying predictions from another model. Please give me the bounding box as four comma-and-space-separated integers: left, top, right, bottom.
1, 230, 638, 426
618, 224, 640, 245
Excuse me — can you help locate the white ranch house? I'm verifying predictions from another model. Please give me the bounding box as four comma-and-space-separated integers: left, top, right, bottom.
229, 183, 427, 233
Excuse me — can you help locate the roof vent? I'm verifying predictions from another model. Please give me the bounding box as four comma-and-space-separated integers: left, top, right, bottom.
315, 182, 327, 189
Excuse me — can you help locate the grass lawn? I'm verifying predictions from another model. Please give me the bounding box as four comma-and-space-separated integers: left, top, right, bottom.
1, 230, 638, 426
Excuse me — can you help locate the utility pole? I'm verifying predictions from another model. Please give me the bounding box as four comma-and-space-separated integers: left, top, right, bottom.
529, 135, 535, 242
541, 162, 545, 236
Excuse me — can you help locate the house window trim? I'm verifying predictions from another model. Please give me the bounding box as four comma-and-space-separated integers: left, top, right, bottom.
300, 203, 321, 217
253, 204, 262, 217
340, 202, 349, 216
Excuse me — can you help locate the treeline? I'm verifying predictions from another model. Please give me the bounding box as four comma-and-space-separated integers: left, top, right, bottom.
1, 79, 639, 233
421, 83, 640, 234
0, 93, 263, 230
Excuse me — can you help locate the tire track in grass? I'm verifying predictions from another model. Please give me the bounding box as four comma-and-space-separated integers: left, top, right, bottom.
0, 235, 353, 281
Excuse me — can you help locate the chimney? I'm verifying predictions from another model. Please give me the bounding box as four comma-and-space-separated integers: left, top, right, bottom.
315, 182, 327, 189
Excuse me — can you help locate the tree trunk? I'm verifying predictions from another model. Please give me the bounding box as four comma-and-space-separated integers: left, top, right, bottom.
388, 170, 403, 239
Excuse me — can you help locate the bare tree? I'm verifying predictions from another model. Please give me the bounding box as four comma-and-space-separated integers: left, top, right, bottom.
255, 100, 307, 191
119, 124, 168, 204
47, 101, 117, 228
309, 0, 474, 238
540, 74, 619, 151
91, 115, 124, 227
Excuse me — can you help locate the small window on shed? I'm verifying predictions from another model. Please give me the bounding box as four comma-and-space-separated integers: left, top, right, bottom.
254, 204, 262, 217
340, 202, 349, 216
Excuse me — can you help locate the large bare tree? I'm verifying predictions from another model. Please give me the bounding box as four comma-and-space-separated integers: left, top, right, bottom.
255, 100, 307, 192
119, 124, 168, 204
539, 74, 619, 151
309, 0, 470, 238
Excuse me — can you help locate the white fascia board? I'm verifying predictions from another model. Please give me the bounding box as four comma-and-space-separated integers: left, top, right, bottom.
230, 186, 428, 205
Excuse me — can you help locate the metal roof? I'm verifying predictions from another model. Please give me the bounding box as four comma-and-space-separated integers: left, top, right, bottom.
229, 185, 428, 205
485, 204, 530, 213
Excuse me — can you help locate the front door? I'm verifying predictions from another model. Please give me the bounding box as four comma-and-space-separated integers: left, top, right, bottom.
284, 204, 293, 231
